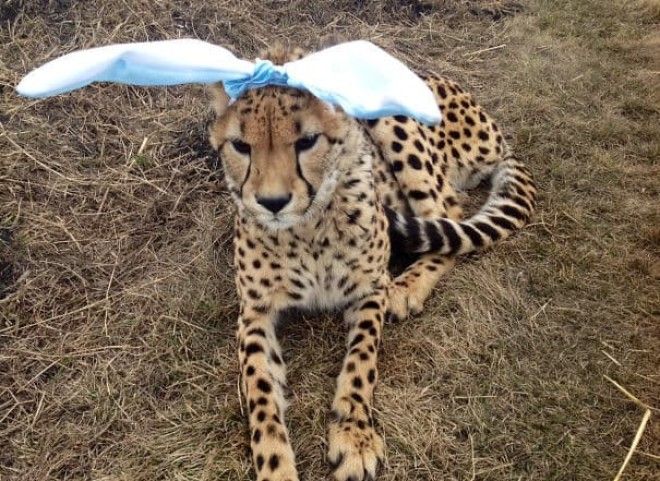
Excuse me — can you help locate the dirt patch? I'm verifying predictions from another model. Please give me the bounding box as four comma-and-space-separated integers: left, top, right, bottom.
468, 0, 525, 21
0, 1, 658, 480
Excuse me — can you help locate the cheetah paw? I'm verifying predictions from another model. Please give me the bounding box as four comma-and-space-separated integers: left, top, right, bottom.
328, 419, 384, 481
387, 284, 424, 322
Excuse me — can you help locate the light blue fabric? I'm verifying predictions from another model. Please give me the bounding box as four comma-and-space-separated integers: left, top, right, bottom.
17, 39, 441, 125
224, 60, 290, 98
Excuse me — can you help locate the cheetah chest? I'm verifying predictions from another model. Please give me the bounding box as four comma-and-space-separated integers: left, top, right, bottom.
235, 210, 390, 313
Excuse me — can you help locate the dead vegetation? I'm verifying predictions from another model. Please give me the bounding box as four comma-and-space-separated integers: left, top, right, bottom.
0, 1, 658, 480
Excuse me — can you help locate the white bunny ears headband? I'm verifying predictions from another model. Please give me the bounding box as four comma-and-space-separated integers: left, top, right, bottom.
16, 39, 441, 125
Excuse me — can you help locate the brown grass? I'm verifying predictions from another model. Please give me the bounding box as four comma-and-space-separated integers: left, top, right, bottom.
1, 1, 658, 480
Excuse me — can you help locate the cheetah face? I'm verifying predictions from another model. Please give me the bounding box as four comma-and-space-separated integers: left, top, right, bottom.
209, 85, 352, 230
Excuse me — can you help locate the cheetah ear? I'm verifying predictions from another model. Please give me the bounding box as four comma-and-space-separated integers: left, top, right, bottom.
317, 33, 348, 51
208, 82, 230, 116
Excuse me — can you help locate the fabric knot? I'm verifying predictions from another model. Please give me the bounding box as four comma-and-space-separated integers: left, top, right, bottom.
224, 59, 289, 99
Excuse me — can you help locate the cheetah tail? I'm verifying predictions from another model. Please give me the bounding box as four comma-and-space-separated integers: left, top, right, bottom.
385, 153, 537, 256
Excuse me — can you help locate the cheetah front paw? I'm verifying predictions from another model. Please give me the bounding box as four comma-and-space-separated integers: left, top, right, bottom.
327, 418, 384, 481
387, 283, 424, 322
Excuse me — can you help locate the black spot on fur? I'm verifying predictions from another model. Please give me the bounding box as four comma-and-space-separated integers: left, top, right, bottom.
461, 223, 485, 248
407, 154, 422, 170
351, 392, 364, 403
271, 351, 282, 365
393, 126, 408, 141
350, 333, 365, 347
491, 216, 516, 231
501, 204, 527, 221
245, 343, 264, 356
409, 190, 429, 200
361, 301, 380, 311
441, 219, 462, 254
257, 378, 272, 393
474, 221, 501, 241
358, 320, 374, 330
424, 221, 443, 250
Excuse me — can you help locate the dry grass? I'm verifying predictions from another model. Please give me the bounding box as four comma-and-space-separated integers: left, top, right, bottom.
1, 1, 658, 480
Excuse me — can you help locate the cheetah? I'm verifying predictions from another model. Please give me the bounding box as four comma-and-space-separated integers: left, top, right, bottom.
207, 45, 536, 481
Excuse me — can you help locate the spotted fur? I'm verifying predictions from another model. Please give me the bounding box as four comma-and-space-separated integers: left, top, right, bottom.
207, 45, 536, 481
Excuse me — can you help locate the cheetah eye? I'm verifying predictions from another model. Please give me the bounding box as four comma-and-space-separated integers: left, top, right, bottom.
230, 139, 251, 155
294, 134, 319, 153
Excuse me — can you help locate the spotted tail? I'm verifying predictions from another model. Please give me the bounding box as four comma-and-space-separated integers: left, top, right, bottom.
386, 153, 537, 255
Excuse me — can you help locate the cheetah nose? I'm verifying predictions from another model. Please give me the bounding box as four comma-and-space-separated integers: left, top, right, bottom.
256, 194, 292, 214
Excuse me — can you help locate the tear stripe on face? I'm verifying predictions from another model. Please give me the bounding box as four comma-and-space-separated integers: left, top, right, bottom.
301, 167, 340, 221
224, 173, 247, 215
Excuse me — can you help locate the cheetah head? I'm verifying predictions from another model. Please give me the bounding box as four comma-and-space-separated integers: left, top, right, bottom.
208, 85, 357, 230
208, 47, 359, 230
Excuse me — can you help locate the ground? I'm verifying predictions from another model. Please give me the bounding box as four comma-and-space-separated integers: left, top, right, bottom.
0, 0, 658, 480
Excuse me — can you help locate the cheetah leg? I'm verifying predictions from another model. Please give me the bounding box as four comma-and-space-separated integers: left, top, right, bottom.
328, 290, 386, 481
388, 255, 456, 321
238, 304, 298, 481
388, 198, 461, 321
